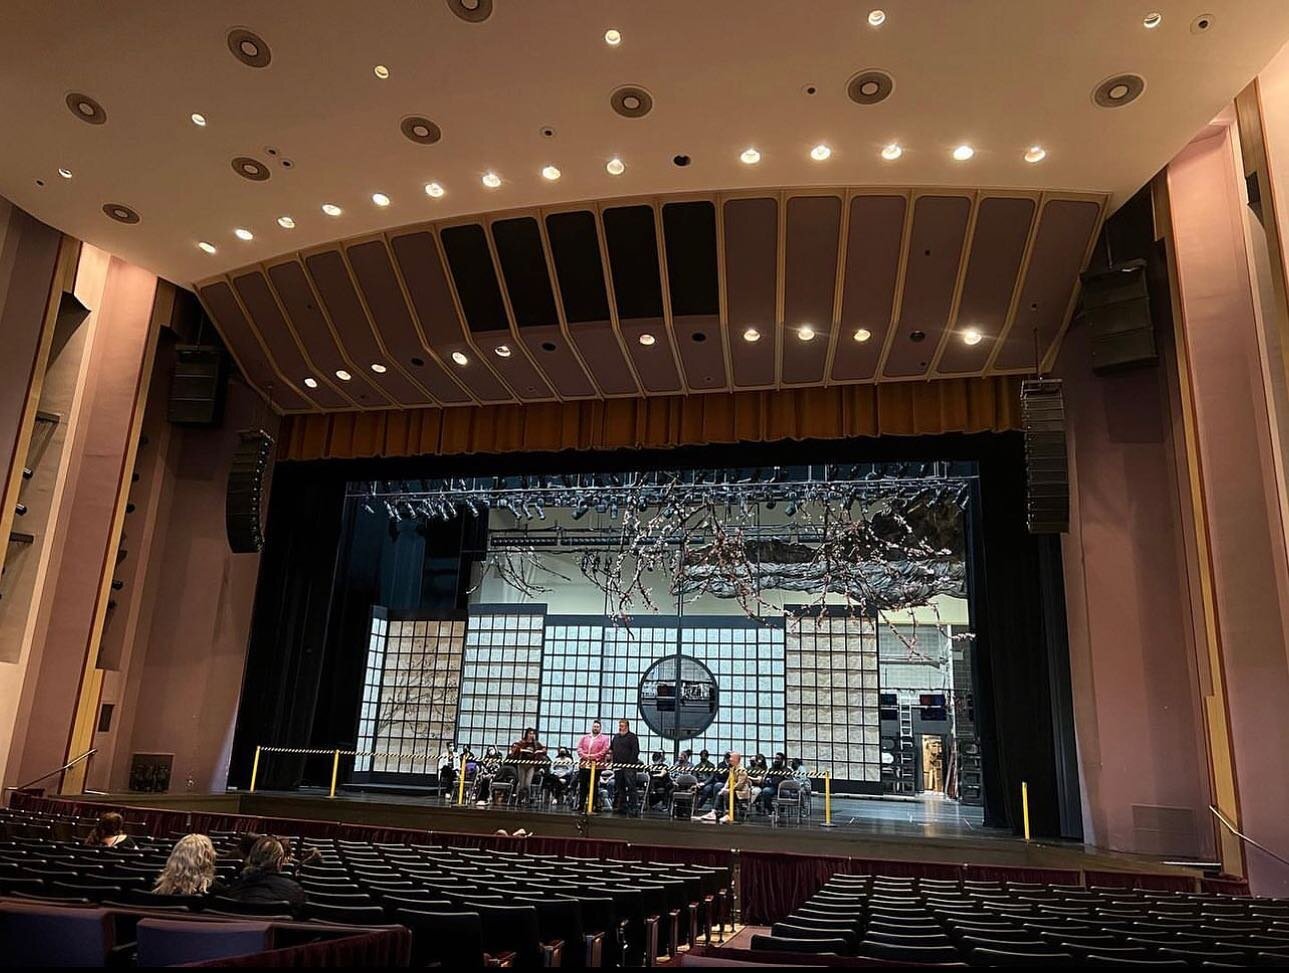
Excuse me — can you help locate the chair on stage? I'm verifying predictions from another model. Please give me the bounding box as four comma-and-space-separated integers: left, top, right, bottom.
670, 773, 698, 819
490, 765, 519, 807
772, 779, 805, 827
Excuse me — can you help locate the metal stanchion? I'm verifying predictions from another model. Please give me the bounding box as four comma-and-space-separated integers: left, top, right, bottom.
1022, 781, 1031, 841
457, 754, 468, 806
250, 746, 262, 794
586, 762, 598, 814
727, 767, 735, 821
820, 771, 835, 828
329, 750, 340, 799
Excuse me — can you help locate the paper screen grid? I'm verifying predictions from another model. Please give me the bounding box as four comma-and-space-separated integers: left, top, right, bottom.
370, 618, 463, 774
538, 622, 605, 746
457, 612, 543, 752
683, 624, 785, 760
355, 613, 386, 773
600, 625, 675, 758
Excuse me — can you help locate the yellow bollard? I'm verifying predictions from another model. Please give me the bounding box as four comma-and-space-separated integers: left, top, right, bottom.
457, 754, 468, 806
1022, 781, 1031, 841
250, 746, 261, 794
586, 762, 598, 814
728, 767, 735, 821
329, 750, 340, 799
820, 771, 835, 828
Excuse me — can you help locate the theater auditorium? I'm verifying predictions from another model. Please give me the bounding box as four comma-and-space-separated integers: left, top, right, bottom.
2, 1, 1289, 966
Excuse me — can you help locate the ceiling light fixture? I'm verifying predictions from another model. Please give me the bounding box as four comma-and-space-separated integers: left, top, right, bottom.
370, 363, 387, 373
1143, 12, 1162, 29
638, 333, 656, 346
372, 192, 391, 207
190, 112, 207, 127
234, 227, 253, 241
604, 28, 622, 46
952, 144, 975, 161
798, 325, 816, 341
304, 377, 318, 389
606, 157, 625, 176
962, 328, 984, 345
322, 203, 343, 216
881, 142, 903, 161
58, 167, 73, 179
335, 369, 352, 381
425, 181, 445, 198
1024, 145, 1047, 164
482, 171, 501, 188
197, 241, 217, 254
743, 327, 761, 343
277, 215, 295, 229
740, 147, 761, 165
853, 328, 872, 342
452, 351, 469, 365
373, 64, 390, 79
541, 165, 561, 181
810, 144, 832, 161
868, 9, 887, 27
495, 344, 512, 358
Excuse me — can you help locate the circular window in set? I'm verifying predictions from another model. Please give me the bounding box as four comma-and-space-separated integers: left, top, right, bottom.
638, 655, 719, 740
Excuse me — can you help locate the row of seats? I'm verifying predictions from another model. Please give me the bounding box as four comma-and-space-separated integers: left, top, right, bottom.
750, 873, 1289, 966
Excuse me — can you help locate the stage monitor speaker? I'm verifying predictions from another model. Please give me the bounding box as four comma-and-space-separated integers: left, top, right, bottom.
226, 429, 274, 553
1021, 378, 1069, 534
168, 344, 227, 426
1080, 260, 1158, 374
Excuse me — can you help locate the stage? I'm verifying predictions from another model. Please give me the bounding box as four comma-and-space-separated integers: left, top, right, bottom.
66, 788, 1204, 880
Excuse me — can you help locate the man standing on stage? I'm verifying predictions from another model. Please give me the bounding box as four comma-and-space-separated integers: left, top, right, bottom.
576, 719, 610, 812
611, 718, 641, 815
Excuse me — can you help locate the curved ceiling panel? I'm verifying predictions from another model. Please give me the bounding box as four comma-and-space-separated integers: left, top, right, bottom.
723, 197, 778, 389
197, 281, 309, 411
782, 195, 841, 385
832, 194, 907, 383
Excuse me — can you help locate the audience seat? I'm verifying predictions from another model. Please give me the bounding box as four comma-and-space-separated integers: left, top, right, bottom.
135, 918, 271, 967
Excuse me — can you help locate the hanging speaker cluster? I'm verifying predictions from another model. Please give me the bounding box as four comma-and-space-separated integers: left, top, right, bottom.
1021, 378, 1069, 534
226, 429, 274, 553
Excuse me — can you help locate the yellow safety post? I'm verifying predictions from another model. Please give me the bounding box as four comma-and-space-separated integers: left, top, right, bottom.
820, 771, 835, 828
249, 746, 262, 794
329, 750, 340, 799
586, 762, 598, 814
457, 754, 468, 806
727, 767, 735, 821
1022, 781, 1031, 841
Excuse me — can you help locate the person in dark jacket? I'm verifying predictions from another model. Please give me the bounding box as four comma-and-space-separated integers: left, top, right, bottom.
84, 811, 137, 849
213, 836, 305, 916
610, 718, 640, 814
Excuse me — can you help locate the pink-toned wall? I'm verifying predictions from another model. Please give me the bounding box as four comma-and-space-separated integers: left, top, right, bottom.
1168, 125, 1289, 895
106, 379, 275, 793
1055, 304, 1214, 861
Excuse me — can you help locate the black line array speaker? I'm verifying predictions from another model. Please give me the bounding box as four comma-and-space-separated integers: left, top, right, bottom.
167, 344, 227, 426
1021, 378, 1069, 534
226, 429, 274, 554
1080, 260, 1158, 374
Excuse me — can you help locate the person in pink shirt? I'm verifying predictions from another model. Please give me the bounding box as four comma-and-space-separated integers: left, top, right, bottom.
576, 719, 609, 812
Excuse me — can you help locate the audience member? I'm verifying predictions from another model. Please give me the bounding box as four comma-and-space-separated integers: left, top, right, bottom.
214, 836, 305, 916
695, 752, 750, 824
154, 834, 216, 895
509, 727, 548, 805
84, 811, 137, 849
647, 750, 674, 809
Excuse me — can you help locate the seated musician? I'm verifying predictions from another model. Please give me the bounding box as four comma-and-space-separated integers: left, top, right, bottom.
508, 727, 548, 806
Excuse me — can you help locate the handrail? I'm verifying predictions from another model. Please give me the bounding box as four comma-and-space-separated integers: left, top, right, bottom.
4, 748, 97, 793
1210, 804, 1289, 870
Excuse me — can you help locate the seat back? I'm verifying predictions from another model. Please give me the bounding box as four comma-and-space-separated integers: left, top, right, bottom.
0, 901, 114, 967
136, 918, 271, 967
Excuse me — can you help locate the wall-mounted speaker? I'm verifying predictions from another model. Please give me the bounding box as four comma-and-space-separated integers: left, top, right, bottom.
226, 429, 274, 553
167, 344, 227, 426
1080, 260, 1158, 374
1021, 378, 1069, 534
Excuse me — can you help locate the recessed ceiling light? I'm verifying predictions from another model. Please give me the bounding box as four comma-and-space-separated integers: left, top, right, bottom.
1024, 145, 1047, 164
190, 112, 207, 127
541, 165, 561, 181
322, 203, 343, 216
962, 328, 984, 345
810, 144, 832, 161
638, 333, 656, 346
798, 325, 816, 341
304, 377, 318, 389
373, 64, 390, 79
853, 328, 872, 342
370, 363, 387, 373
234, 227, 253, 241
606, 157, 626, 176
1143, 12, 1162, 29
372, 192, 391, 207
335, 369, 352, 381
604, 28, 622, 46
868, 10, 887, 27
952, 144, 975, 161
743, 327, 761, 343
740, 147, 761, 165
57, 167, 73, 179
881, 142, 903, 161
452, 351, 469, 365
197, 241, 217, 254
277, 215, 295, 229
425, 181, 445, 198
482, 171, 501, 188
495, 344, 512, 358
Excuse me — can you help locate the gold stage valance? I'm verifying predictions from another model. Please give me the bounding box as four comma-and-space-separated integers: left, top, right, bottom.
279, 376, 1022, 462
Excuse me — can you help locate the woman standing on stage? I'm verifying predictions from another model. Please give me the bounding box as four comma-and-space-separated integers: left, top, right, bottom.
509, 727, 548, 806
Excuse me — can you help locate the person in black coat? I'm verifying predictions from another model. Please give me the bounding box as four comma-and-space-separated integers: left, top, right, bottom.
212, 836, 306, 917
610, 718, 640, 814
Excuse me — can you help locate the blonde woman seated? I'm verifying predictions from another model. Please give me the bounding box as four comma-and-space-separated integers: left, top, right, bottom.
695, 752, 750, 824
154, 834, 217, 896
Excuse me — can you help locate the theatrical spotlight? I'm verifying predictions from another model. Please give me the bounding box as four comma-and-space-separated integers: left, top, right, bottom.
362, 502, 375, 514
571, 502, 589, 520
765, 499, 776, 510
783, 499, 798, 516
